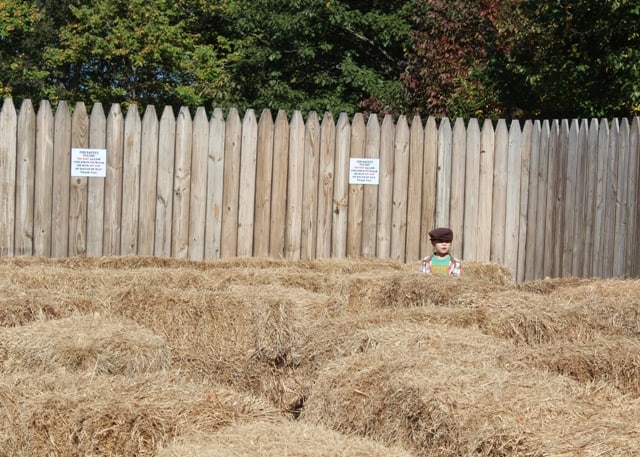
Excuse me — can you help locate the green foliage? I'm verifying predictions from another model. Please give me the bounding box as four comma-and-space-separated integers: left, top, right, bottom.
403, 0, 640, 119
44, 0, 234, 108
226, 0, 412, 115
0, 1, 49, 99
401, 0, 518, 119
499, 0, 640, 118
1, 0, 638, 118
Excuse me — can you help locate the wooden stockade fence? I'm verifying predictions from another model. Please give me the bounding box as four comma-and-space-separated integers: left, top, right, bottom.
1, 98, 639, 282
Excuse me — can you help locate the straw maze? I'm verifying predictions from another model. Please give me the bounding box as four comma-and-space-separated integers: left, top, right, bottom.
1, 256, 640, 456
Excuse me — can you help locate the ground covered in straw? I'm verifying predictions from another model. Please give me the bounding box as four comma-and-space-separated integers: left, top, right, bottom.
1, 255, 639, 456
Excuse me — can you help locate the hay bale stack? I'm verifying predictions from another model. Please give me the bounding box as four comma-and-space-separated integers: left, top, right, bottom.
478, 281, 640, 345
301, 323, 640, 456
158, 421, 414, 457
222, 283, 337, 411
0, 262, 98, 325
370, 273, 509, 309
518, 336, 640, 398
517, 276, 595, 294
544, 279, 640, 337
0, 315, 170, 376
0, 372, 282, 457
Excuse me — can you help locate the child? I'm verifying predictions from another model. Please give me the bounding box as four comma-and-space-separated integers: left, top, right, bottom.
420, 227, 462, 277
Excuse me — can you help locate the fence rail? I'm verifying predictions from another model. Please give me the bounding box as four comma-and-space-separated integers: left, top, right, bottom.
1, 99, 639, 281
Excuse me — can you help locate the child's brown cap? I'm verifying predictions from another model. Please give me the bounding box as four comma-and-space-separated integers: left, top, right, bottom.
429, 227, 453, 242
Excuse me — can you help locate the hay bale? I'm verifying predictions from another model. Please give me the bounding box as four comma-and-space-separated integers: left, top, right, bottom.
301, 323, 640, 456
0, 372, 282, 457
518, 336, 640, 398
517, 276, 595, 294
545, 279, 640, 337
478, 281, 640, 345
0, 315, 170, 376
472, 291, 569, 345
158, 420, 414, 457
361, 270, 512, 309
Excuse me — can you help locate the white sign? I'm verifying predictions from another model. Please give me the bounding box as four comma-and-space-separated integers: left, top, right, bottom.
349, 158, 380, 185
71, 148, 107, 177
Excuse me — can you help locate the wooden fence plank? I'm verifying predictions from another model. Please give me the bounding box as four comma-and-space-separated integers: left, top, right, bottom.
0, 99, 17, 256
347, 113, 365, 258
205, 108, 225, 259
15, 100, 36, 256
572, 119, 589, 277
301, 111, 320, 259
332, 112, 350, 259
316, 112, 335, 259
362, 114, 380, 258
377, 114, 394, 258
449, 118, 466, 255
524, 120, 541, 281
138, 106, 159, 256
68, 102, 89, 256
592, 119, 610, 277
221, 108, 241, 258
189, 107, 210, 260
406, 114, 424, 262
613, 118, 630, 277
462, 118, 480, 260
435, 117, 452, 228
237, 109, 257, 258
517, 120, 531, 283
171, 107, 192, 259
285, 110, 304, 259
491, 119, 508, 265
420, 116, 438, 258
561, 120, 579, 277
103, 104, 124, 255
253, 109, 273, 257
630, 117, 640, 277
121, 105, 141, 255
534, 121, 550, 279
543, 121, 560, 277
602, 119, 619, 277
86, 103, 106, 256
477, 119, 494, 262
390, 115, 409, 261
504, 120, 522, 278
270, 110, 289, 258
582, 119, 599, 277
52, 101, 71, 257
551, 120, 568, 277
154, 107, 175, 257
34, 100, 54, 257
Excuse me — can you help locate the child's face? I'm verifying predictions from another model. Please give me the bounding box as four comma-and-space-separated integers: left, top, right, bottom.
432, 240, 451, 256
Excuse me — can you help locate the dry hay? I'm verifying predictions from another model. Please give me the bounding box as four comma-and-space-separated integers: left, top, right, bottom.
301, 323, 640, 456
0, 314, 170, 376
476, 281, 640, 345
0, 371, 281, 457
3, 255, 640, 455
543, 279, 640, 336
515, 335, 640, 398
367, 272, 510, 309
158, 420, 414, 457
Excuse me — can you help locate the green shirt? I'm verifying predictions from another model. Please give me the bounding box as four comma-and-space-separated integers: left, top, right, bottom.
429, 255, 452, 277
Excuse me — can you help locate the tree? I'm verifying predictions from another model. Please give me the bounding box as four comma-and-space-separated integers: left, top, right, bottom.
403, 0, 640, 119
0, 1, 50, 100
43, 0, 235, 109
401, 0, 524, 119
225, 0, 412, 115
494, 0, 640, 118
